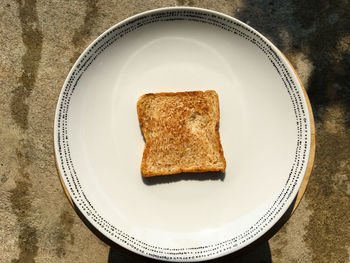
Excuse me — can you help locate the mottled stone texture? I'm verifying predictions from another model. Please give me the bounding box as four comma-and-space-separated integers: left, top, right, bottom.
0, 0, 349, 262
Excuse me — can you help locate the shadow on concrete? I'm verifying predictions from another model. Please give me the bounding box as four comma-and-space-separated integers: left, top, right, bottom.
235, 0, 350, 126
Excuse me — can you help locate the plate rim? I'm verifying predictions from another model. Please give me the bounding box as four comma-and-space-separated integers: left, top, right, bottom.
54, 6, 316, 262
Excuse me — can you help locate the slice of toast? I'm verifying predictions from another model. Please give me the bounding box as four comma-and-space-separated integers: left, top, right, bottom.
137, 90, 226, 177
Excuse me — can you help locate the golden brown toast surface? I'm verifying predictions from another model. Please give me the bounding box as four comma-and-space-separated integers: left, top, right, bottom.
137, 90, 226, 177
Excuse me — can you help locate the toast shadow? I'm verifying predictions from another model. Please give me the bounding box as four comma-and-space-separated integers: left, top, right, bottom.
142, 171, 225, 185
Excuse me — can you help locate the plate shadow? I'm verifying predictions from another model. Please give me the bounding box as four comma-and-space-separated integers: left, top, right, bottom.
108, 240, 271, 263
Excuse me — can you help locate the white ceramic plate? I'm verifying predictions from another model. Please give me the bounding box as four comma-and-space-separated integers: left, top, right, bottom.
54, 7, 313, 262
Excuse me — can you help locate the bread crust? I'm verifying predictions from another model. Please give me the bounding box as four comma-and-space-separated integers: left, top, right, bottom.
137, 90, 226, 177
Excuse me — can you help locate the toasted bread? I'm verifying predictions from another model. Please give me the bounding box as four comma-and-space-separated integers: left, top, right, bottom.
137, 90, 226, 177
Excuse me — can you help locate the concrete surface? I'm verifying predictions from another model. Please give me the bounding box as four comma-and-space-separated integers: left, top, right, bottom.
0, 0, 349, 262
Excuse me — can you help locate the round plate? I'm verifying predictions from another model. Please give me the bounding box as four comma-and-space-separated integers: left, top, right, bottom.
54, 7, 314, 262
